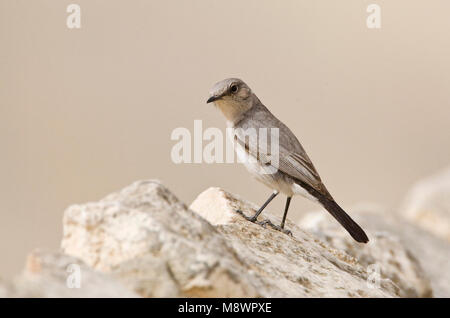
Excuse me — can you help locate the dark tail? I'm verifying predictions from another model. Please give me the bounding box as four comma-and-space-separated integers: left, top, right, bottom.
318, 197, 369, 243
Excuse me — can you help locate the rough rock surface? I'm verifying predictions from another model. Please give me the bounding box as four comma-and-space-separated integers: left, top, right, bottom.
62, 180, 260, 297
190, 187, 399, 297
298, 205, 433, 297
299, 203, 450, 297
6, 250, 138, 297
3, 175, 448, 298
62, 181, 396, 297
400, 167, 450, 242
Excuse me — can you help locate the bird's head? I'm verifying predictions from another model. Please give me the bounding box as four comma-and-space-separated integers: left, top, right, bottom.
207, 78, 254, 122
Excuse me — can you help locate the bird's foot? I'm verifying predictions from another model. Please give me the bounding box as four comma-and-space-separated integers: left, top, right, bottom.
259, 220, 292, 236
235, 209, 258, 222
235, 210, 292, 236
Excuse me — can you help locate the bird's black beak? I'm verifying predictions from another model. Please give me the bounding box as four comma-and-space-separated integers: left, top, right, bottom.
206, 96, 220, 104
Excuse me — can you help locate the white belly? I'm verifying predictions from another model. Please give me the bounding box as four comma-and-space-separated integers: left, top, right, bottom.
233, 139, 295, 196
230, 126, 318, 201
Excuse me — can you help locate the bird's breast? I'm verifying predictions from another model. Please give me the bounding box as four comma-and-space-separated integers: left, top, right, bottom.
231, 133, 295, 196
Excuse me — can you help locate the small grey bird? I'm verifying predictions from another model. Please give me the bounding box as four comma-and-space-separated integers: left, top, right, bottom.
207, 78, 369, 243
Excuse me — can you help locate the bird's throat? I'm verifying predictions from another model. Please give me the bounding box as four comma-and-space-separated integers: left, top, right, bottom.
215, 99, 252, 123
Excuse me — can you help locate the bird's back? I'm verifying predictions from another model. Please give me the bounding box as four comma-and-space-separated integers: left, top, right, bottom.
236, 101, 306, 154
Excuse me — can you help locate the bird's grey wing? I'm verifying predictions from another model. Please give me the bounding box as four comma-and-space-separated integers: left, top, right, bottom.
233, 131, 328, 196
287, 151, 320, 181
235, 103, 329, 195
277, 146, 328, 194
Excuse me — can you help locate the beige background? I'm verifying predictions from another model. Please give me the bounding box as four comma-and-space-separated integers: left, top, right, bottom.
1, 0, 449, 277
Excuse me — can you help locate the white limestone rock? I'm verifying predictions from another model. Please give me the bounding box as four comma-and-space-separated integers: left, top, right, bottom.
299, 204, 446, 297
400, 167, 450, 242
62, 180, 260, 297
190, 187, 398, 297
11, 250, 138, 298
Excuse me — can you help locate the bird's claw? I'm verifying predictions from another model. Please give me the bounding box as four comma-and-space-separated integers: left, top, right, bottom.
235, 209, 257, 222
259, 219, 292, 236
234, 209, 292, 236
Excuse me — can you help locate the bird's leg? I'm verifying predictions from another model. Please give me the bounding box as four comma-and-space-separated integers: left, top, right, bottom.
247, 191, 279, 222
280, 196, 292, 229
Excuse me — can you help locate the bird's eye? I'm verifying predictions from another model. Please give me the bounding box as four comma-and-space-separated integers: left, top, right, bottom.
230, 84, 238, 93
